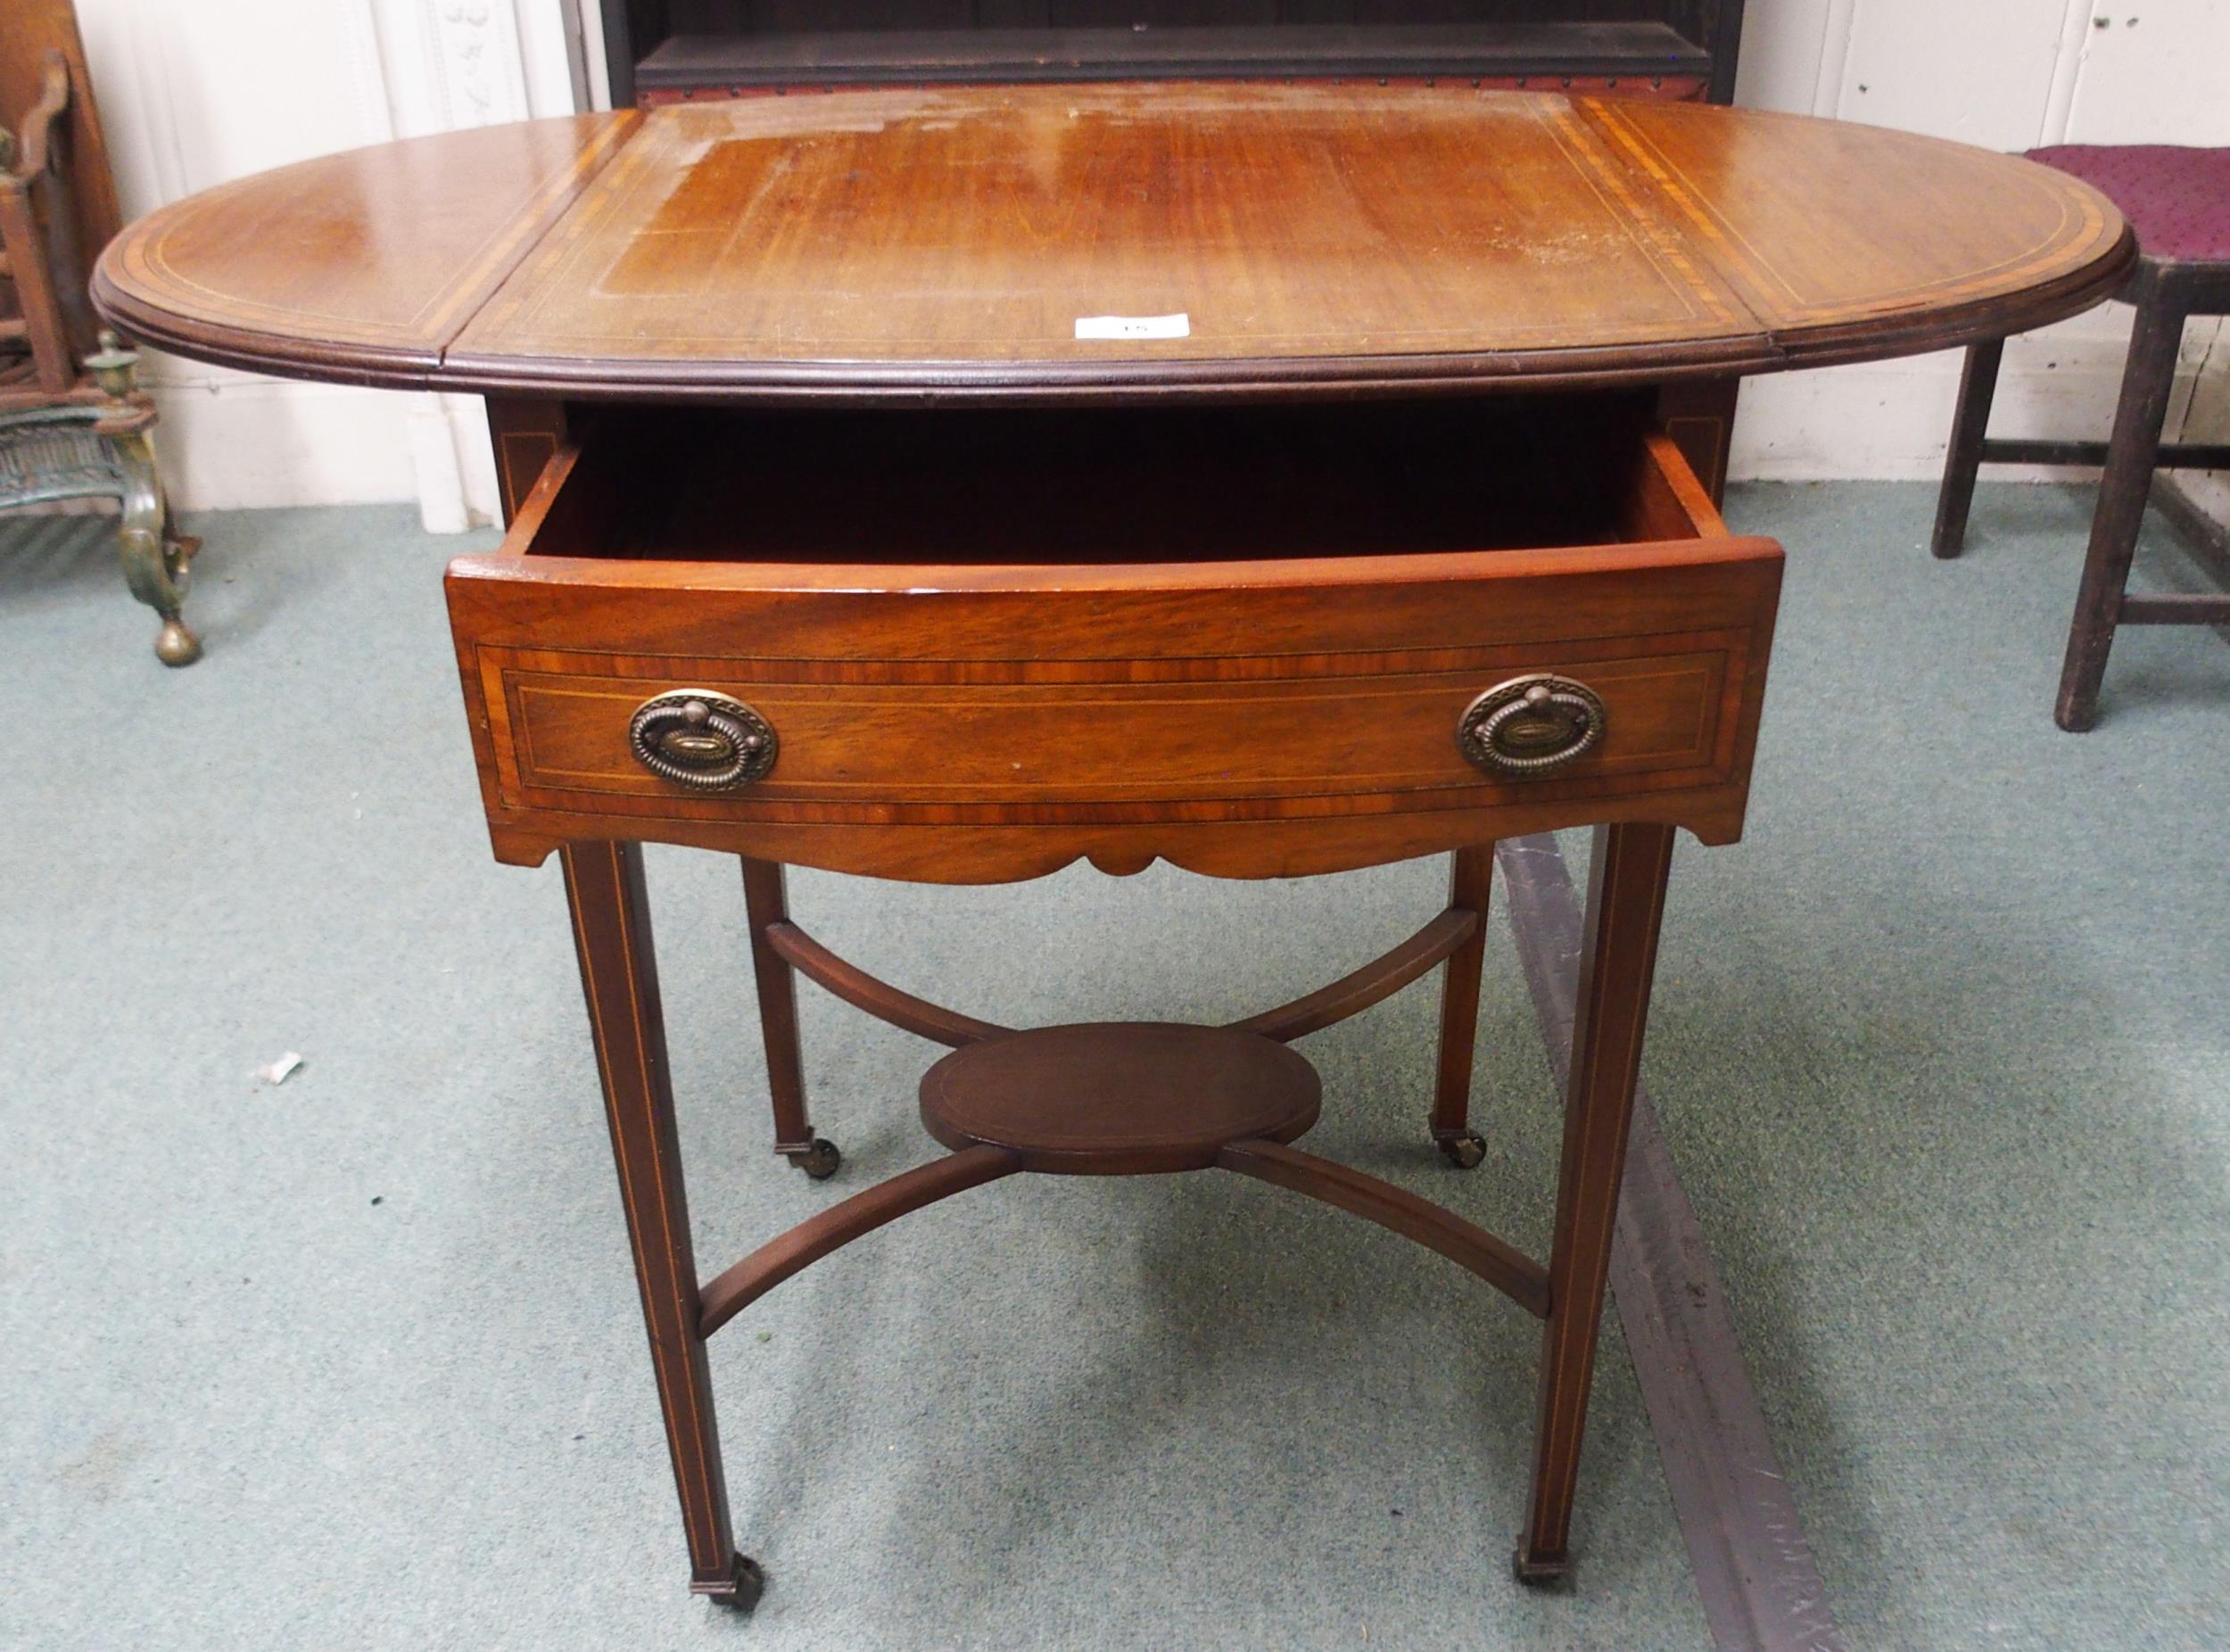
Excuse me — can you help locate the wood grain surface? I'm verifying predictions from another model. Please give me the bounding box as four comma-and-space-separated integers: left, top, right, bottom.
95, 113, 637, 379
94, 85, 2132, 401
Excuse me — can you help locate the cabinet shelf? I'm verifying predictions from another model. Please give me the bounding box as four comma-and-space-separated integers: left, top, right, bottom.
634, 21, 1710, 94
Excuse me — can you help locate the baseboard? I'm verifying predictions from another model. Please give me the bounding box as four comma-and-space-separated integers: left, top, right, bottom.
2157, 476, 2230, 579
140, 367, 496, 531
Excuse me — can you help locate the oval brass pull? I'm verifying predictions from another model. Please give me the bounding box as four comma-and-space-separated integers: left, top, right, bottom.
1458, 674, 1606, 777
627, 690, 777, 790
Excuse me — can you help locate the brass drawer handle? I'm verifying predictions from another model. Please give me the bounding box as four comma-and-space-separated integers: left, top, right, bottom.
627, 690, 777, 790
1458, 674, 1606, 777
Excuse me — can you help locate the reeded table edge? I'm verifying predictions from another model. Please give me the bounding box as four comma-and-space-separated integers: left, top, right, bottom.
92, 226, 2134, 405
89, 271, 448, 389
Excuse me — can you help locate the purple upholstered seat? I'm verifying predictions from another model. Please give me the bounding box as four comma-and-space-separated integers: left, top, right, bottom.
2024, 145, 2230, 264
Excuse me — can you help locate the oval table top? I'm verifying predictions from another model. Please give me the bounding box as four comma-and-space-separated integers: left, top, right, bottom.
93, 85, 2134, 403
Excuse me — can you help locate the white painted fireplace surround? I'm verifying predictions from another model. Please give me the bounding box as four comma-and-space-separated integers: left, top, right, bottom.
74, 0, 605, 530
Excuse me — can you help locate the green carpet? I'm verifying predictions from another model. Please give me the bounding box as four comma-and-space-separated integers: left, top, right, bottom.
2, 481, 2225, 1650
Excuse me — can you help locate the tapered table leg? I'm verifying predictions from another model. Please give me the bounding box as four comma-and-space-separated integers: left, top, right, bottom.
1516, 822, 1678, 1583
563, 841, 762, 1607
740, 858, 840, 1178
1932, 338, 2003, 559
1431, 845, 1495, 1168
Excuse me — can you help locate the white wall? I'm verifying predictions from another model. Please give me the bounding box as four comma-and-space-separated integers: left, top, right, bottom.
1730, 0, 2230, 521
75, 0, 596, 526
77, 2, 2229, 516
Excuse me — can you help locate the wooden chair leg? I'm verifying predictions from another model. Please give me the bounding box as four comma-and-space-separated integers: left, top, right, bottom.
740, 858, 840, 1179
1515, 822, 1677, 1584
2055, 299, 2189, 731
1932, 338, 2005, 559
1431, 845, 1495, 1169
561, 842, 763, 1609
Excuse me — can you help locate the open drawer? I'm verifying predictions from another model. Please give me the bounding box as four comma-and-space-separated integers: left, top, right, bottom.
446, 398, 1781, 881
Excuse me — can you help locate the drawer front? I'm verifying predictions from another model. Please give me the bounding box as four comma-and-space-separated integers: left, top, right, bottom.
446, 430, 1781, 877
480, 640, 1744, 811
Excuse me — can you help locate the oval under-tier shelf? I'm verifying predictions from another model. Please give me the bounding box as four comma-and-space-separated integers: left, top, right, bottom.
921, 1022, 1323, 1174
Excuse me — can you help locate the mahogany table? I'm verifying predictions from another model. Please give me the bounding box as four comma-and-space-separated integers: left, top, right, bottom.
94, 85, 2130, 1615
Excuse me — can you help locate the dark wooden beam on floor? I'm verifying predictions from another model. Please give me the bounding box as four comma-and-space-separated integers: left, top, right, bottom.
1496, 833, 1847, 1652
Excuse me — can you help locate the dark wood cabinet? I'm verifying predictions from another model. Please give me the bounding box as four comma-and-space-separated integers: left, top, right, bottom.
601, 0, 1746, 108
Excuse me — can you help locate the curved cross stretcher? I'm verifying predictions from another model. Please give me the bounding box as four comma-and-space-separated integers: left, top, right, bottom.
741, 848, 1500, 1179
690, 832, 1670, 1595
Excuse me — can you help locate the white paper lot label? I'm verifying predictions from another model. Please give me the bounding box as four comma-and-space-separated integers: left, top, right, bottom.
1074, 313, 1191, 340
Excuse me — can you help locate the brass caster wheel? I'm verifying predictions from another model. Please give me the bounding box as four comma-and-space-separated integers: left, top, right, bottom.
787, 1138, 842, 1180
704, 1553, 765, 1611
1437, 1130, 1487, 1169
155, 617, 202, 667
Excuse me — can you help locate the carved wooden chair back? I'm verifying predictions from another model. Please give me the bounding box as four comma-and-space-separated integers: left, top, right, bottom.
2, 0, 119, 393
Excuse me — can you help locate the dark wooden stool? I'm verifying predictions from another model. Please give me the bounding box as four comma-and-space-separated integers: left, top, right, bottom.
1933, 144, 2230, 730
